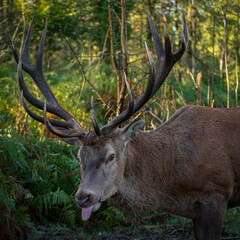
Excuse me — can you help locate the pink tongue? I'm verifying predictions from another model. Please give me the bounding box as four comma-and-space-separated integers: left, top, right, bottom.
81, 205, 93, 221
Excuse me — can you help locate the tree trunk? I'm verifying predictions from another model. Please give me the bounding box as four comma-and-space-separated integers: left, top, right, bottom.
219, 46, 225, 86
187, 1, 193, 71
235, 2, 239, 106
147, 0, 155, 40
191, 0, 195, 76
175, 0, 182, 82
118, 0, 128, 115
223, 10, 230, 108
0, 0, 3, 23
196, 72, 202, 106
211, 4, 215, 106
108, 0, 121, 115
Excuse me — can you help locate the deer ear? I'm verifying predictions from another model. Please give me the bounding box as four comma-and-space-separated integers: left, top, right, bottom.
120, 119, 145, 143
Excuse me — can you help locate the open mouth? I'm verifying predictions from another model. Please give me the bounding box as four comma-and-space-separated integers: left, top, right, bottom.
81, 201, 101, 221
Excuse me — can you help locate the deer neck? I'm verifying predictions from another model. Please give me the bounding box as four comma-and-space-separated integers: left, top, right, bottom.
110, 129, 175, 213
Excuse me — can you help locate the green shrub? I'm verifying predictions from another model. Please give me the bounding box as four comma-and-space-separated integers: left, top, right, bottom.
0, 128, 81, 238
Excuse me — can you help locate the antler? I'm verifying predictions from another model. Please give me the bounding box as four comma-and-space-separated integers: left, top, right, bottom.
100, 12, 188, 136
10, 14, 88, 142
11, 12, 188, 140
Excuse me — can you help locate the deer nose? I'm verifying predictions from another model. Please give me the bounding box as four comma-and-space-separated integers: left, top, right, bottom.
76, 195, 91, 208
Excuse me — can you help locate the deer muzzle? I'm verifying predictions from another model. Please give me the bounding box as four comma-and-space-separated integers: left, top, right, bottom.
75, 189, 101, 221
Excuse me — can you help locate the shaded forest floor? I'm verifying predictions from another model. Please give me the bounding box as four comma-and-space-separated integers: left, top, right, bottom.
32, 224, 240, 240
30, 213, 240, 240
35, 225, 193, 240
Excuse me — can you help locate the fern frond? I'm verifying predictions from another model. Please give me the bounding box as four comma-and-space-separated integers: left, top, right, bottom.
61, 208, 76, 227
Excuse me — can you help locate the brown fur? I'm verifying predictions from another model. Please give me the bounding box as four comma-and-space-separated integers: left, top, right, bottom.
111, 106, 240, 212
76, 105, 240, 240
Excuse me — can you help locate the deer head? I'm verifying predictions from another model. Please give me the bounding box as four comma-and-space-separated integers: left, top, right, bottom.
11, 12, 188, 221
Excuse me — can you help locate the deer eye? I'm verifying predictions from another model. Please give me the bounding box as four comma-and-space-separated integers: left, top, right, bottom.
107, 153, 115, 163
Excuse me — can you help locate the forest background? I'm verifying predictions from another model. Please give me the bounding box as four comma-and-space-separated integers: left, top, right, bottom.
0, 0, 240, 239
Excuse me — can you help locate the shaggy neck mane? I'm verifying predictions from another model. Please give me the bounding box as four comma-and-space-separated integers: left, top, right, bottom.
109, 127, 174, 213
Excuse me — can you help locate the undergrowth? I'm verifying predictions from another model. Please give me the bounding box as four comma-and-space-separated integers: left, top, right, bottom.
0, 128, 81, 239
0, 128, 239, 239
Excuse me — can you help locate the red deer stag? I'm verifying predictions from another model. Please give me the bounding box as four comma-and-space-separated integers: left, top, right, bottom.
11, 12, 240, 240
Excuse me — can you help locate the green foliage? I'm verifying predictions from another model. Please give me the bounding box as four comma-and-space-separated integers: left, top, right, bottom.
223, 208, 240, 236
0, 128, 80, 238
0, 156, 33, 239
0, 58, 19, 129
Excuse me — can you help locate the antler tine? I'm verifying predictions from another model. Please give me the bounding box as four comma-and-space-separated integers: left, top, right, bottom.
21, 13, 36, 72
17, 52, 76, 124
9, 14, 35, 72
90, 96, 101, 136
133, 42, 155, 109
36, 18, 47, 68
20, 91, 73, 128
163, 23, 172, 61
147, 11, 164, 64
43, 102, 86, 138
147, 12, 188, 98
28, 18, 61, 107
33, 18, 65, 107
172, 13, 188, 61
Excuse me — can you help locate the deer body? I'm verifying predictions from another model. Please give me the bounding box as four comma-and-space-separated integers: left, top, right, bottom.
11, 10, 240, 240
110, 106, 240, 218
104, 106, 240, 240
